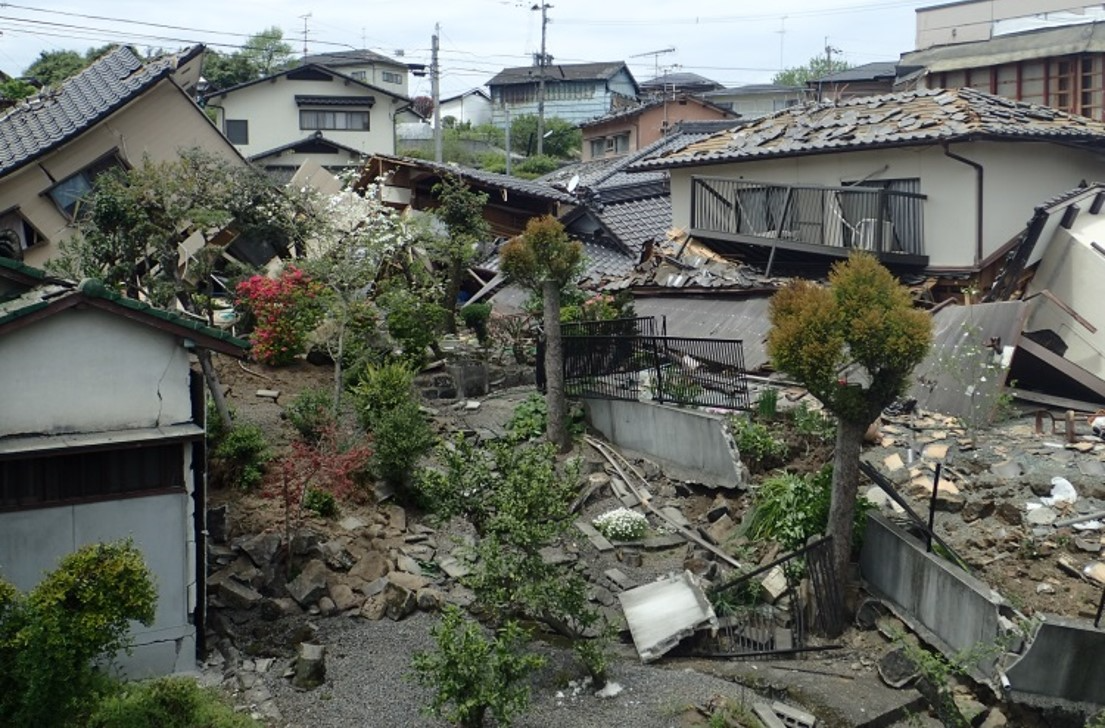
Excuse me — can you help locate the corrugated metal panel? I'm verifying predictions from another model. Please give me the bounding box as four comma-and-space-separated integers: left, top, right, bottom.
632, 295, 773, 370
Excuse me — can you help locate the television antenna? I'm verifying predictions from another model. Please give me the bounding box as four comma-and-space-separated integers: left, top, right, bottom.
630, 46, 675, 79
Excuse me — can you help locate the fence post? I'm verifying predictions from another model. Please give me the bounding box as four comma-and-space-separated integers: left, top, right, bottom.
650, 335, 665, 404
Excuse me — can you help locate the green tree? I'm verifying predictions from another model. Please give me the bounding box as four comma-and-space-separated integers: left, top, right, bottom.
767, 253, 931, 629
23, 50, 85, 86
0, 78, 36, 102
510, 114, 579, 159
500, 216, 583, 452
772, 54, 852, 87
431, 175, 490, 332
0, 540, 157, 727
201, 50, 259, 90
201, 27, 295, 90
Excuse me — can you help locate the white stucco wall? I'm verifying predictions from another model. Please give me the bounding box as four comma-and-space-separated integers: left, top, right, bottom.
0, 81, 242, 270
209, 75, 403, 159
0, 308, 193, 437
440, 93, 491, 127
0, 486, 197, 676
669, 141, 1105, 269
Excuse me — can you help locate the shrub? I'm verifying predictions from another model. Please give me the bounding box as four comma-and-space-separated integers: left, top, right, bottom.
284, 388, 334, 443
513, 154, 560, 179
460, 303, 492, 344
790, 401, 836, 442
380, 288, 447, 367
592, 507, 648, 541
0, 540, 157, 727
411, 606, 544, 728
235, 266, 326, 367
353, 361, 417, 430
372, 400, 435, 487
213, 423, 270, 490
506, 393, 584, 443
302, 487, 339, 518
756, 388, 779, 419
88, 676, 257, 728
729, 415, 788, 472
747, 466, 871, 552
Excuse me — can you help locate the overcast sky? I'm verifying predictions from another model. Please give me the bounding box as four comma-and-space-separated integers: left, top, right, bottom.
0, 1, 934, 97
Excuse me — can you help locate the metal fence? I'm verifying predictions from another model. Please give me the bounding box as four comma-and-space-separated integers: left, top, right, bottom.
691, 177, 926, 256
562, 332, 751, 410
561, 316, 666, 338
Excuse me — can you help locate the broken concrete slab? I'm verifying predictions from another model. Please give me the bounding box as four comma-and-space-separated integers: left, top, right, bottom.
618, 570, 718, 663
575, 519, 614, 552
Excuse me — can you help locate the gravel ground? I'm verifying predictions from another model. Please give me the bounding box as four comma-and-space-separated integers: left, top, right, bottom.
260, 611, 765, 728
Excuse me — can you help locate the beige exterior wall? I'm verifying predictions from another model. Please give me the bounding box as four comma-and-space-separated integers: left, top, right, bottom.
670, 140, 1105, 269
327, 62, 409, 96
208, 75, 405, 161
916, 0, 1097, 49
0, 81, 241, 269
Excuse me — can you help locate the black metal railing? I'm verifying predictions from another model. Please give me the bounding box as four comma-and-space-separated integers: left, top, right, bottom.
691, 177, 926, 256
561, 316, 666, 338
562, 333, 750, 410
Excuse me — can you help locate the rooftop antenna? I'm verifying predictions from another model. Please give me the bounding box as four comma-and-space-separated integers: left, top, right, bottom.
299, 12, 312, 57
630, 46, 676, 80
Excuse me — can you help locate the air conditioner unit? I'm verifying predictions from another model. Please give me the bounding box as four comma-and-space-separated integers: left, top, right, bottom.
856, 218, 894, 251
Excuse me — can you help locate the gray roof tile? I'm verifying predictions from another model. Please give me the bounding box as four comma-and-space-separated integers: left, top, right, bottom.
488, 61, 632, 87
0, 46, 181, 178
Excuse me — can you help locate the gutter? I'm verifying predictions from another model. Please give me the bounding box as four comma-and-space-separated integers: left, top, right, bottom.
942, 141, 984, 268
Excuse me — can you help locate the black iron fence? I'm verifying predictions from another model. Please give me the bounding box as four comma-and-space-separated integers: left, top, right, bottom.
562, 332, 751, 411
691, 177, 926, 256
561, 316, 666, 338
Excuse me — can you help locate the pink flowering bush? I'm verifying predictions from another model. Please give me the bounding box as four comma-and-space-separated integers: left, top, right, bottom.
235, 267, 325, 366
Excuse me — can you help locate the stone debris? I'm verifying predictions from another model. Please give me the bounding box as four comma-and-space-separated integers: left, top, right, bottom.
255, 389, 280, 400
292, 643, 326, 690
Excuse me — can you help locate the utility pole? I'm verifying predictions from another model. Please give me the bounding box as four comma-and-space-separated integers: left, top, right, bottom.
821, 37, 841, 102
299, 13, 312, 58
432, 23, 442, 163
504, 105, 512, 175
535, 2, 551, 156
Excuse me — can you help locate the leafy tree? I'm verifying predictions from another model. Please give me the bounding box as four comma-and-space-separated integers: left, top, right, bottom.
510, 114, 579, 159
766, 252, 931, 628
201, 50, 259, 90
0, 78, 36, 102
0, 540, 157, 727
430, 175, 490, 332
49, 148, 306, 430
23, 50, 86, 86
500, 216, 583, 452
772, 54, 852, 87
201, 27, 295, 91
412, 95, 434, 118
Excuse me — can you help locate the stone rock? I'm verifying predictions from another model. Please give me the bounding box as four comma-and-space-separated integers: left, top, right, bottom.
961, 500, 995, 523
395, 553, 424, 576
922, 442, 949, 460
384, 504, 407, 532
207, 505, 229, 544
317, 596, 336, 617
1026, 506, 1057, 526
1075, 536, 1102, 553
218, 578, 263, 610
286, 559, 330, 607
1084, 561, 1105, 585
539, 546, 576, 565
1036, 582, 1056, 595
317, 541, 355, 572
979, 707, 1009, 728
360, 596, 387, 621
329, 583, 362, 612
877, 647, 919, 688
265, 597, 303, 618
291, 530, 323, 556
388, 570, 430, 592
996, 503, 1022, 526
618, 548, 643, 567
436, 555, 470, 579
416, 587, 444, 611
638, 458, 662, 479
292, 643, 325, 690
239, 533, 283, 569
339, 515, 366, 532
384, 582, 417, 621
705, 501, 730, 523
659, 505, 690, 528
760, 566, 788, 603
256, 389, 280, 400
883, 453, 905, 472
705, 513, 737, 545
349, 552, 390, 582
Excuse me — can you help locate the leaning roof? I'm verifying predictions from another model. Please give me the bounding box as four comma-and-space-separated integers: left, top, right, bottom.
634, 87, 1105, 170
488, 61, 631, 86
0, 45, 189, 179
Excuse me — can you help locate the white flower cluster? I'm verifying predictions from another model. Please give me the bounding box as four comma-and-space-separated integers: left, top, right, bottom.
592, 507, 648, 542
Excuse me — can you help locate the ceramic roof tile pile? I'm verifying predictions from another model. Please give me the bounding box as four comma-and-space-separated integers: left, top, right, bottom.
635, 87, 1105, 170
598, 193, 672, 255
604, 232, 779, 293
0, 46, 179, 178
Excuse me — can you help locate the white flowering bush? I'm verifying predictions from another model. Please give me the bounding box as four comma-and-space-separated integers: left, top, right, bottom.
592, 507, 648, 541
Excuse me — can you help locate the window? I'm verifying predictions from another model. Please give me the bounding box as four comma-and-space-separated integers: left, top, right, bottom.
350, 71, 367, 81
0, 442, 185, 510
0, 209, 44, 252
299, 110, 371, 130
46, 153, 124, 220
589, 138, 605, 158
604, 133, 630, 154
382, 71, 402, 84
225, 119, 249, 145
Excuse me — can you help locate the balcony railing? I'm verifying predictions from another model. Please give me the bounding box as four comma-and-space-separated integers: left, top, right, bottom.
690, 177, 927, 263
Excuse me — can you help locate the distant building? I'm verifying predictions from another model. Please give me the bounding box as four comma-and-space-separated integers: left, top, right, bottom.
578, 95, 736, 161
809, 61, 901, 100
487, 61, 639, 128
301, 49, 414, 97
700, 84, 809, 119
439, 88, 492, 127
639, 71, 723, 97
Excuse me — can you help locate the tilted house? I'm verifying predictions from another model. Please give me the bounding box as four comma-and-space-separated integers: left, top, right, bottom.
488, 61, 639, 129
633, 87, 1105, 283
0, 259, 248, 676
0, 45, 242, 269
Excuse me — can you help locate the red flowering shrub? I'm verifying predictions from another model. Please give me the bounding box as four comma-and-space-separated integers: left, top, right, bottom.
235, 267, 326, 366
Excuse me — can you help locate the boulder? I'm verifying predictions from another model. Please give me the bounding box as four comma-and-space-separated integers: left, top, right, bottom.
329, 583, 362, 612
388, 570, 430, 592
416, 587, 445, 611
877, 647, 919, 688
317, 541, 356, 572
287, 559, 330, 607
360, 596, 387, 621
961, 500, 995, 523
384, 582, 417, 621
349, 551, 390, 582
218, 578, 263, 610
292, 643, 326, 690
207, 505, 229, 544
239, 533, 283, 569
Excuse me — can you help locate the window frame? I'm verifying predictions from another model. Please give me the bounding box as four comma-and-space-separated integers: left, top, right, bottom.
0, 207, 45, 250
299, 109, 371, 131
225, 119, 249, 145
45, 151, 125, 221
381, 70, 402, 84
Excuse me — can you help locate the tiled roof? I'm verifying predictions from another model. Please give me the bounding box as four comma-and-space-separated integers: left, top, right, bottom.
0, 46, 182, 178
204, 64, 410, 103
249, 132, 364, 163
302, 49, 403, 68
813, 61, 899, 83
369, 153, 575, 203
294, 94, 376, 107
579, 95, 734, 129
488, 61, 631, 86
0, 259, 248, 354
634, 87, 1105, 170
640, 72, 722, 90
702, 84, 805, 97
597, 193, 671, 255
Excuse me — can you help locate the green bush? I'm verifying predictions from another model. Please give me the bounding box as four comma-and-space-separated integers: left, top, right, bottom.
506, 393, 584, 443
513, 155, 560, 179
353, 361, 417, 430
790, 401, 836, 442
0, 540, 157, 727
380, 288, 447, 367
412, 605, 544, 728
756, 388, 779, 419
213, 423, 270, 490
460, 303, 492, 344
303, 487, 339, 518
88, 677, 257, 728
729, 415, 788, 472
373, 400, 435, 487
284, 388, 334, 443
747, 466, 871, 552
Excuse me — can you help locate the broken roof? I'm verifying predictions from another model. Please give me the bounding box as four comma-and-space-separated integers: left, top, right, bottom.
488, 61, 634, 87
0, 45, 197, 179
579, 95, 735, 129
367, 153, 575, 204
301, 49, 404, 68
0, 258, 248, 356
634, 87, 1105, 171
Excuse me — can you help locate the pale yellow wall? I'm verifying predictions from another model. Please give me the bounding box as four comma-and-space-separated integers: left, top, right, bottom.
209, 75, 402, 160
0, 81, 241, 268
328, 62, 409, 96
669, 140, 1105, 269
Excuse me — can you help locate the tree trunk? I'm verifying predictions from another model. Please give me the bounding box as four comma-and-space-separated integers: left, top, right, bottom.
442, 259, 462, 334
542, 279, 571, 453
198, 349, 233, 432
825, 416, 867, 632
333, 319, 345, 417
